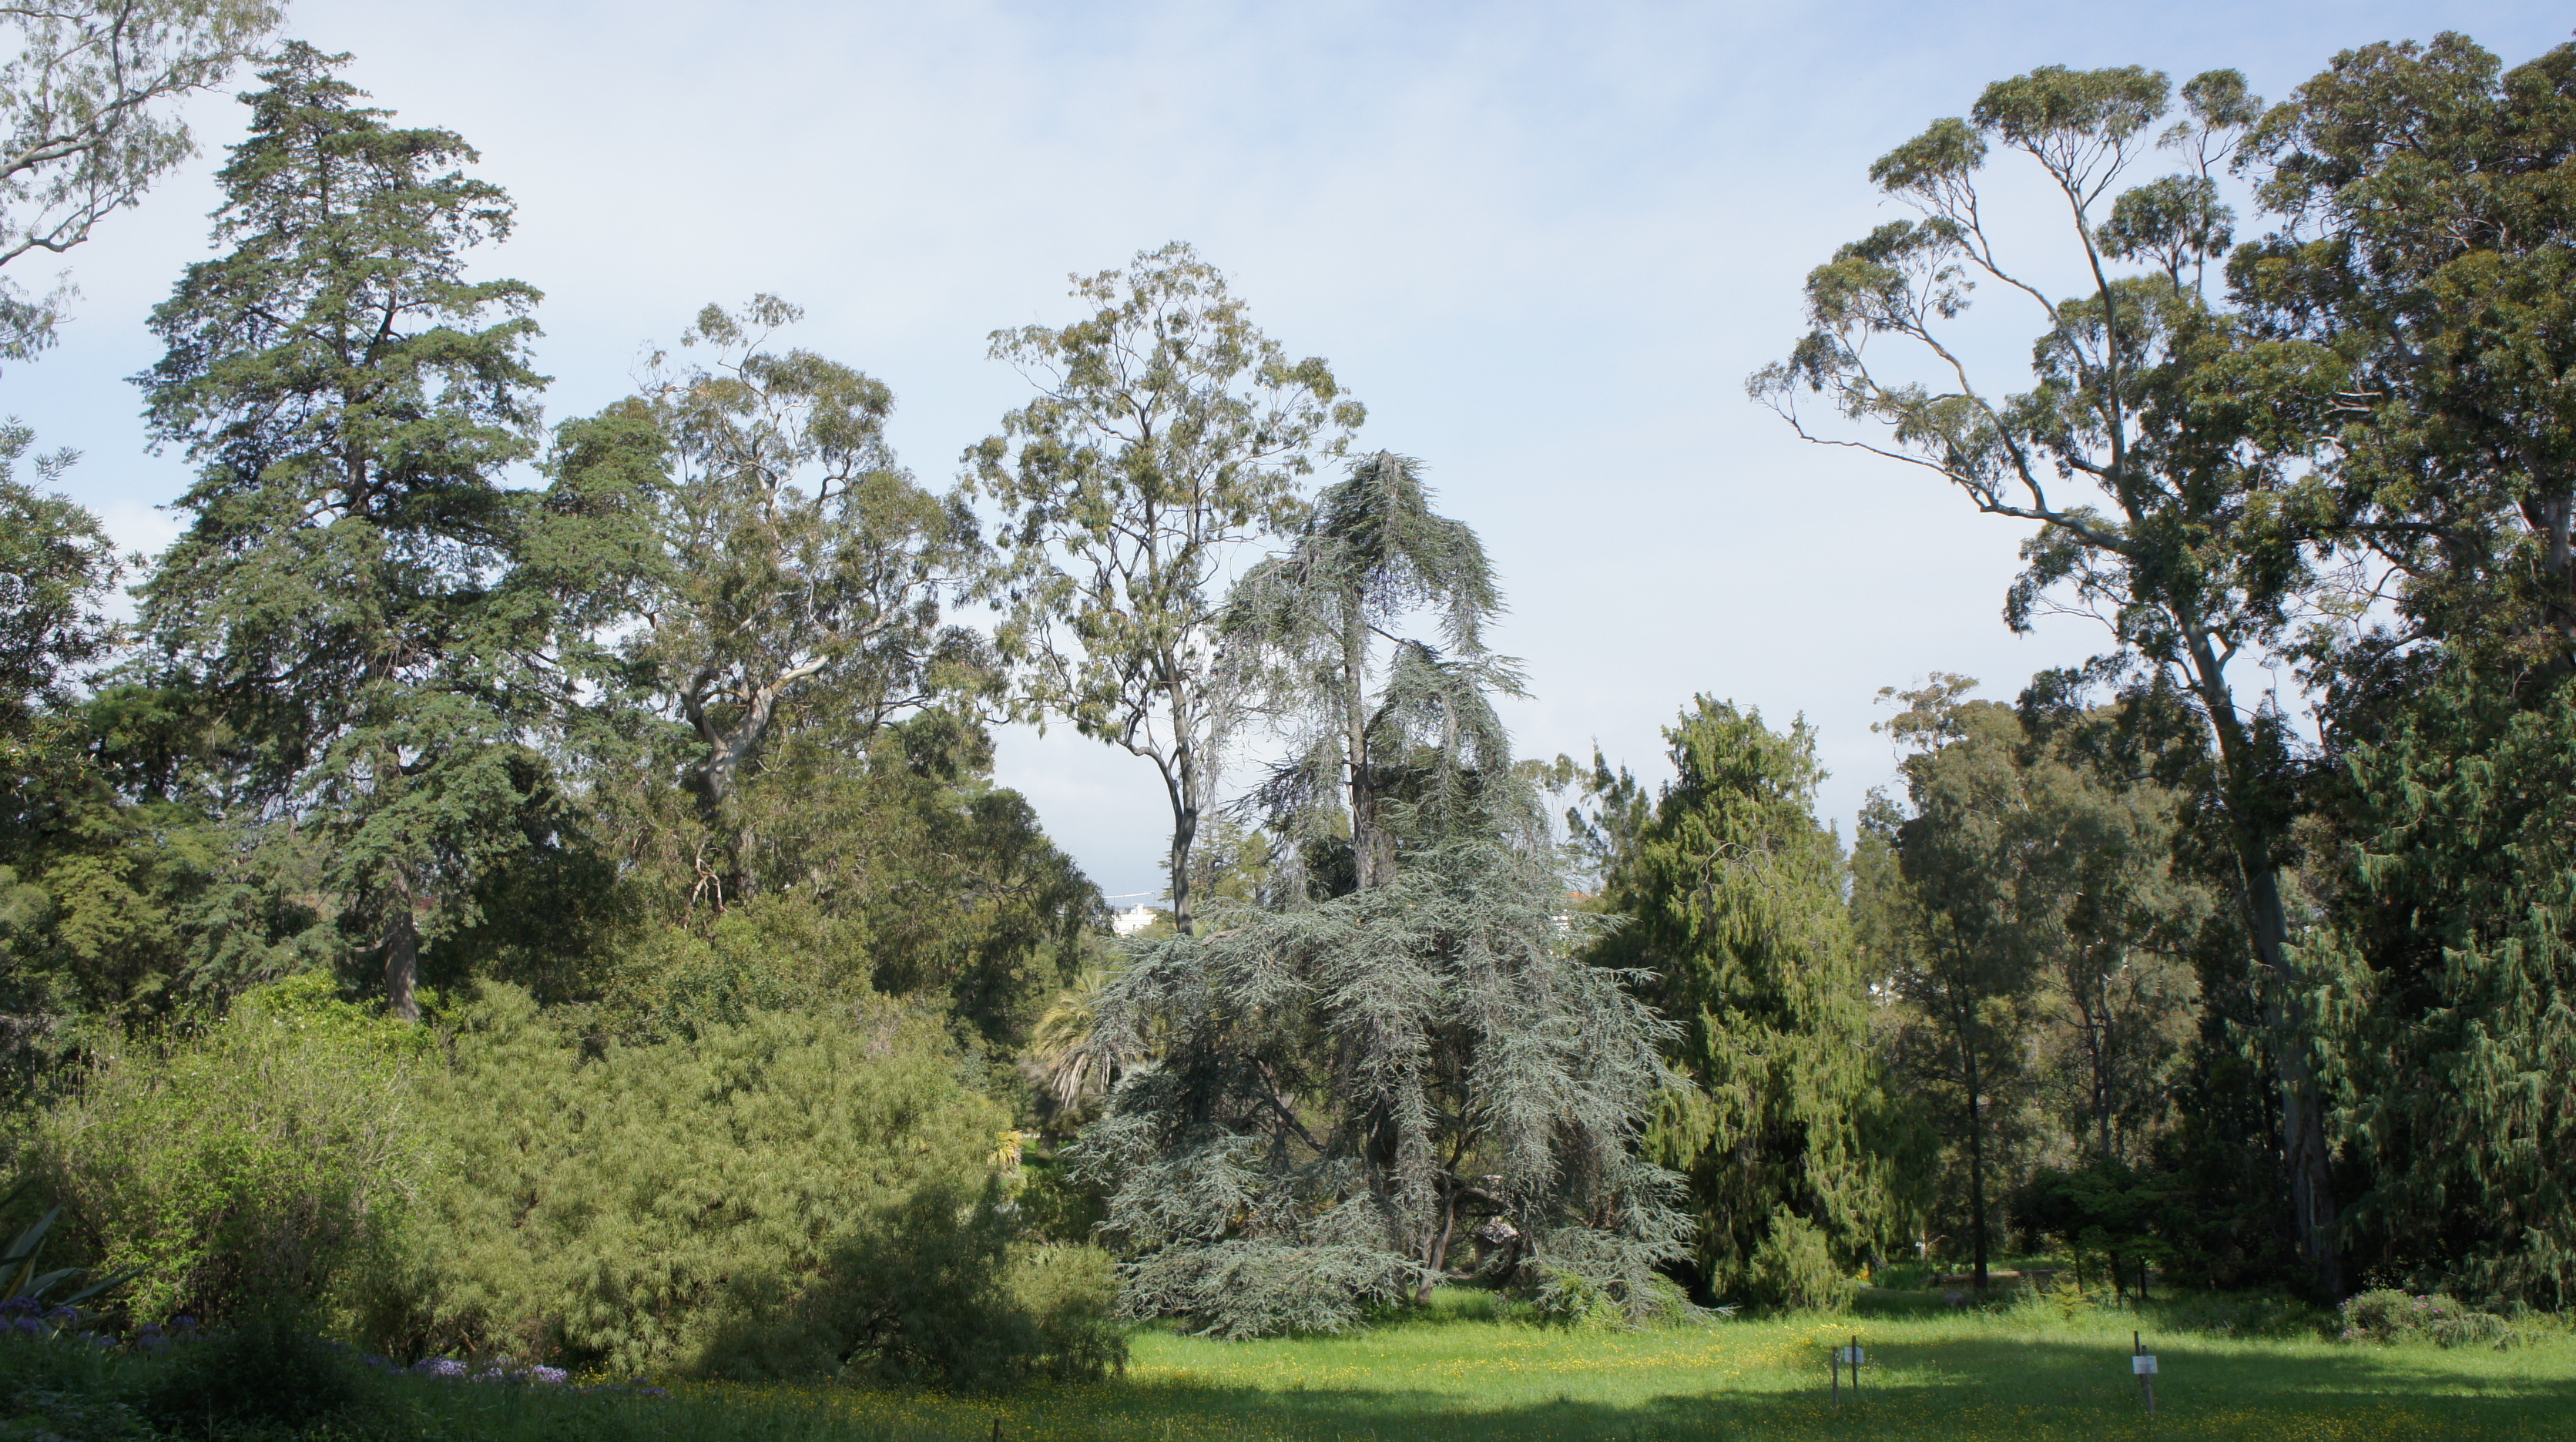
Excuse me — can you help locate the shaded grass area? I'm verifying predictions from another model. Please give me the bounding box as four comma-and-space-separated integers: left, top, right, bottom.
14, 1293, 2574, 1441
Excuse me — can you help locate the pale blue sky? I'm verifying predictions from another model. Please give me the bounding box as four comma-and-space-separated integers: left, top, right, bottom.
12, 1, 2564, 900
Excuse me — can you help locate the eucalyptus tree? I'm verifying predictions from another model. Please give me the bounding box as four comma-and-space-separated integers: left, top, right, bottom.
1223, 451, 1514, 894
1854, 681, 2039, 1292
0, 428, 112, 743
542, 297, 984, 904
0, 0, 280, 359
2238, 34, 2576, 1306
1858, 676, 2204, 1287
969, 243, 1363, 934
1592, 696, 1886, 1301
134, 43, 548, 1021
2237, 35, 2576, 687
1752, 64, 2354, 1291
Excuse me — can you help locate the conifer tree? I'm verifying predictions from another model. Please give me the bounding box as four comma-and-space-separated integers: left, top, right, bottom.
1078, 533, 1682, 1334
134, 43, 548, 1019
1223, 451, 1513, 894
1592, 696, 1887, 1302
2309, 666, 2576, 1306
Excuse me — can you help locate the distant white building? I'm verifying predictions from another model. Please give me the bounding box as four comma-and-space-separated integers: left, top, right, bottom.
1111, 904, 1163, 937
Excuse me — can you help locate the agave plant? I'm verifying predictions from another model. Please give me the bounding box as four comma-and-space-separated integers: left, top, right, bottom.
2, 1190, 134, 1321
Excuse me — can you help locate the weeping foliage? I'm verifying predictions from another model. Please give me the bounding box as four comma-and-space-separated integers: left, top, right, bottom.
1592, 697, 1887, 1301
1085, 452, 1683, 1337
1225, 451, 1518, 897
1078, 828, 1687, 1338
2310, 668, 2576, 1308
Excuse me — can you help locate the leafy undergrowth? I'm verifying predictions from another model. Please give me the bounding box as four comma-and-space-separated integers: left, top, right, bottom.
8, 1291, 2576, 1441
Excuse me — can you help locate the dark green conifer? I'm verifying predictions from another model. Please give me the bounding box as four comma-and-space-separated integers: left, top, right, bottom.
133, 42, 549, 1019
1593, 697, 1889, 1303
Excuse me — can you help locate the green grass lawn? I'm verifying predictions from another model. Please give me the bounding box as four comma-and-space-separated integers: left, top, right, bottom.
347, 1289, 2576, 1442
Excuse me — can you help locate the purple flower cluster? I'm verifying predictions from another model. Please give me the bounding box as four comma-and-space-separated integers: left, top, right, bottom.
377, 1354, 664, 1397
0, 1297, 119, 1347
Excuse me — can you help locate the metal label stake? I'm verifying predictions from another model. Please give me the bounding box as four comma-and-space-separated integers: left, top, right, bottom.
2132, 1330, 2158, 1417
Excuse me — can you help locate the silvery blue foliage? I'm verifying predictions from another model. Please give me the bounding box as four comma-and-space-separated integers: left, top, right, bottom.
1078, 836, 1690, 1337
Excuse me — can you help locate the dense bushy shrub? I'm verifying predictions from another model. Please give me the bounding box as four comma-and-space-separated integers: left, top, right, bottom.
22, 978, 1111, 1389
24, 974, 429, 1323
1529, 1264, 1692, 1330
371, 984, 1032, 1379
704, 1180, 1123, 1387
2338, 1289, 2519, 1348
1741, 1210, 1857, 1313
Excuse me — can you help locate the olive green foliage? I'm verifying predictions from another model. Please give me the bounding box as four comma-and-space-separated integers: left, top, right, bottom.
378, 984, 1052, 1380
532, 312, 1094, 1041
1592, 697, 1883, 1300
970, 242, 1363, 934
1856, 678, 2205, 1288
707, 1181, 1124, 1388
537, 298, 991, 910
1756, 57, 2352, 1291
0, 1, 283, 360
23, 975, 430, 1324
590, 712, 1100, 1048
17, 974, 1105, 1390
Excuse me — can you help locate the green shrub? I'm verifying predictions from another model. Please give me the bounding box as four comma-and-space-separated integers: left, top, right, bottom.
2338, 1289, 2518, 1348
1742, 1210, 1857, 1313
1529, 1263, 1625, 1330
25, 975, 428, 1324
1004, 1239, 1128, 1380
374, 985, 1028, 1377
703, 1180, 1125, 1388
1527, 1265, 1692, 1330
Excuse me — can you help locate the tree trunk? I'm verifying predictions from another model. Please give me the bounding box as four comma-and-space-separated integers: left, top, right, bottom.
1346, 605, 1392, 891
2184, 630, 2344, 1297
382, 880, 419, 1022
684, 672, 802, 904
1952, 979, 1989, 1293
1967, 1084, 1989, 1293
1417, 1183, 1459, 1303
1166, 750, 1200, 937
